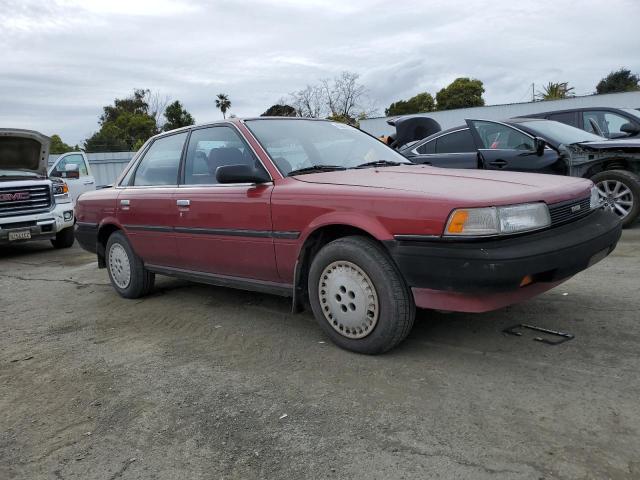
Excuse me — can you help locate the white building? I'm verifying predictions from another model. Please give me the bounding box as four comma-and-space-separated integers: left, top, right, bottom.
360, 91, 640, 137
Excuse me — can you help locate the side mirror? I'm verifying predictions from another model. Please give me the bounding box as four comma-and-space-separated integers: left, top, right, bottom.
216, 164, 270, 184
620, 122, 640, 135
534, 137, 546, 156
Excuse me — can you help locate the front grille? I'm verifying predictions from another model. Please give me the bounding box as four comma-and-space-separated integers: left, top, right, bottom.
549, 196, 591, 227
0, 220, 37, 229
0, 185, 52, 218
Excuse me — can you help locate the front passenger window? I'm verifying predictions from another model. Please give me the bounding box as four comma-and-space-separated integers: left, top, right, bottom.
133, 132, 188, 186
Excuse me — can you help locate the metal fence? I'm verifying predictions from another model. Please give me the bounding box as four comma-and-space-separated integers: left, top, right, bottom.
49, 151, 135, 187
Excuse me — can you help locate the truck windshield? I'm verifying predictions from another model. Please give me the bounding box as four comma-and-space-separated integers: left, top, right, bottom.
245, 119, 411, 176
519, 120, 605, 145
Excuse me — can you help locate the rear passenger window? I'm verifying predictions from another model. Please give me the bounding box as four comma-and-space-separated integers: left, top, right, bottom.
182, 126, 259, 185
435, 130, 476, 153
547, 112, 578, 127
133, 132, 187, 186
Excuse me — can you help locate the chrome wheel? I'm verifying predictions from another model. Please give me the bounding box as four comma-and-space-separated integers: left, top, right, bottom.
318, 261, 379, 339
108, 243, 131, 289
596, 180, 634, 219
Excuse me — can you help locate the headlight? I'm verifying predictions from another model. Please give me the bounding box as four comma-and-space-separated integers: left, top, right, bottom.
53, 182, 69, 196
589, 186, 601, 209
445, 202, 551, 237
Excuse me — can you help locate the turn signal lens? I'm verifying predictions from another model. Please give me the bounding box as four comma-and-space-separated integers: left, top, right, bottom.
447, 210, 469, 233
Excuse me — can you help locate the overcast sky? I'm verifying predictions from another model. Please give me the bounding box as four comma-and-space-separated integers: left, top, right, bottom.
1, 0, 639, 145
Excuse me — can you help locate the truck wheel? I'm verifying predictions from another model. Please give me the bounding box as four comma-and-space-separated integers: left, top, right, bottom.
308, 236, 415, 354
51, 226, 75, 249
105, 231, 155, 299
591, 170, 640, 227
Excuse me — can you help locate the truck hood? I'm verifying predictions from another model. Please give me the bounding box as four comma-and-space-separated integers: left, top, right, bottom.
293, 165, 591, 205
0, 129, 51, 179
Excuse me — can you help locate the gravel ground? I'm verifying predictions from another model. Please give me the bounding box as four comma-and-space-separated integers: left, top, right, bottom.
1, 227, 639, 480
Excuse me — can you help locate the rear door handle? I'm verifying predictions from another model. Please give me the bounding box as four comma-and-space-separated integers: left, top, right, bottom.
489, 159, 508, 167
120, 199, 130, 210
176, 199, 190, 207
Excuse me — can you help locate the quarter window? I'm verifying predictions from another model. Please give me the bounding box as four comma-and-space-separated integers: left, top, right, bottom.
132, 132, 188, 186
435, 129, 476, 153
416, 140, 435, 154
473, 121, 534, 151
182, 126, 260, 185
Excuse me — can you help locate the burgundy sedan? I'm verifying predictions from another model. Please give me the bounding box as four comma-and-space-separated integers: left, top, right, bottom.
75, 118, 621, 354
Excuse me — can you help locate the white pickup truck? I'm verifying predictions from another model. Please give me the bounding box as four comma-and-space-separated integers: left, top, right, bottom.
0, 129, 75, 248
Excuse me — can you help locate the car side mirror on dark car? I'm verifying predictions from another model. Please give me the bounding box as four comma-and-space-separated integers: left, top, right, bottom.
620, 122, 640, 135
216, 164, 271, 184
534, 137, 546, 156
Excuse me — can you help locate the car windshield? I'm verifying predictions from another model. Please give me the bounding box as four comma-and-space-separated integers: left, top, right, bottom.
245, 119, 411, 175
519, 120, 605, 144
621, 108, 640, 121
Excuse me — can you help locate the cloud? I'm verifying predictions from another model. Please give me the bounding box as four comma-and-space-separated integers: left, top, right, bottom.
0, 0, 638, 144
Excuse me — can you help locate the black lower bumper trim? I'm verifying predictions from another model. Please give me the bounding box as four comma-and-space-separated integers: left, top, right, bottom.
385, 209, 622, 293
75, 222, 98, 254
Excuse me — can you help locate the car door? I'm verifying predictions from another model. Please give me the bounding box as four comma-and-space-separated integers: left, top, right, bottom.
49, 152, 96, 204
407, 128, 479, 169
117, 131, 189, 267
174, 125, 279, 282
465, 119, 560, 173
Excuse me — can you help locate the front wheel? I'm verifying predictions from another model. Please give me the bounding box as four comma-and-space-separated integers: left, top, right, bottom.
51, 226, 75, 249
591, 170, 640, 228
105, 231, 155, 299
308, 236, 415, 354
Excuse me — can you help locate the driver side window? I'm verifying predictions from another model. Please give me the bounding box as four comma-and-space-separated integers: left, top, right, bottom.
51, 153, 88, 177
473, 121, 534, 151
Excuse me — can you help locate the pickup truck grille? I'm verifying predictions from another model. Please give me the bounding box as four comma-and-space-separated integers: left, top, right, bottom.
0, 185, 52, 218
549, 196, 592, 227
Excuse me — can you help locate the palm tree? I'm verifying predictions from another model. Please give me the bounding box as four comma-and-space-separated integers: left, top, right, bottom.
536, 82, 575, 101
215, 93, 231, 119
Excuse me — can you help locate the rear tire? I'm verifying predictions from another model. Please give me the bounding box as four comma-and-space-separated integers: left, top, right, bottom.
590, 170, 640, 228
51, 226, 75, 249
105, 231, 155, 299
308, 236, 415, 354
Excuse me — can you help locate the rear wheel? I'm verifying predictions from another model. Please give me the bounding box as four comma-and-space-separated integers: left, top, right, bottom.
308, 236, 415, 354
51, 226, 75, 249
591, 170, 640, 227
105, 231, 155, 298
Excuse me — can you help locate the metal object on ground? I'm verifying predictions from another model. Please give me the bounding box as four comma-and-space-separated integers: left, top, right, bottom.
502, 323, 575, 345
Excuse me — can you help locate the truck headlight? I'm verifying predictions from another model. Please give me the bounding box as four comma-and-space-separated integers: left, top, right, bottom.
589, 186, 601, 209
445, 202, 551, 237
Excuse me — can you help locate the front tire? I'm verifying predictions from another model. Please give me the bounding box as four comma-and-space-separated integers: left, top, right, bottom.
51, 226, 75, 249
105, 231, 155, 299
591, 170, 640, 228
308, 236, 415, 354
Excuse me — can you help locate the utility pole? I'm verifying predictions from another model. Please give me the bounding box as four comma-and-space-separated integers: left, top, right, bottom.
532, 83, 535, 102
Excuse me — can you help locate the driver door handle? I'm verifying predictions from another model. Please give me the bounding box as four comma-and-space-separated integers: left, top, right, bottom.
489, 159, 508, 168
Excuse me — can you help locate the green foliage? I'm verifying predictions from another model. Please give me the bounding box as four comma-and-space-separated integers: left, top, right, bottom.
261, 104, 297, 117
536, 82, 575, 101
385, 92, 435, 116
163, 100, 195, 132
84, 89, 159, 152
596, 68, 640, 94
49, 134, 78, 154
435, 78, 485, 110
215, 93, 231, 119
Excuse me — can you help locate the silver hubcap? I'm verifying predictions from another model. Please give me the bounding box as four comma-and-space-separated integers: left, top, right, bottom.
318, 261, 379, 339
108, 243, 131, 289
596, 180, 634, 219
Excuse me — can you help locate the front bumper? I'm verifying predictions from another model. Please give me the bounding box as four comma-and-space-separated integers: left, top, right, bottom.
386, 209, 621, 312
0, 203, 75, 245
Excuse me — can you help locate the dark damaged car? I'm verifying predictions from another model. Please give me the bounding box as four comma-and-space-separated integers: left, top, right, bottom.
398, 118, 640, 226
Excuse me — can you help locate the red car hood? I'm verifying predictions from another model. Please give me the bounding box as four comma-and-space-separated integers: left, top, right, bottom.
293, 165, 591, 205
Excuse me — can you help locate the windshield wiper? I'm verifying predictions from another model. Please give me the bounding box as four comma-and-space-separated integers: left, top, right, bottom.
354, 160, 405, 169
287, 165, 346, 176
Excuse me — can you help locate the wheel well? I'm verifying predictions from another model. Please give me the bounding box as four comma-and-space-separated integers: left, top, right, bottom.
584, 159, 631, 178
96, 224, 120, 268
292, 224, 381, 312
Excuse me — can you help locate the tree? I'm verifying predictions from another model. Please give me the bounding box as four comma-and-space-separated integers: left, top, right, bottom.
261, 104, 297, 117
536, 82, 575, 101
49, 134, 78, 154
290, 84, 326, 118
215, 93, 231, 119
435, 78, 485, 110
84, 89, 158, 152
163, 100, 195, 131
596, 68, 640, 94
385, 92, 435, 116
